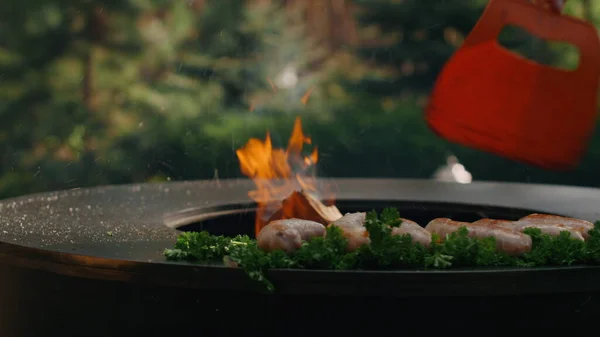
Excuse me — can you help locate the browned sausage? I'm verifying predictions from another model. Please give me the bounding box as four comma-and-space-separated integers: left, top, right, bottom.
518, 214, 594, 239
257, 218, 326, 253
425, 218, 532, 256
473, 218, 584, 241
328, 212, 370, 252
392, 218, 432, 248
330, 213, 432, 251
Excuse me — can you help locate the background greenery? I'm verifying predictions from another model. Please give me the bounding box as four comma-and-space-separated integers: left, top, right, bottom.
0, 0, 598, 198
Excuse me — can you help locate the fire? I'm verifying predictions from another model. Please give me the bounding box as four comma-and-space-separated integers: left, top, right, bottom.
236, 117, 321, 235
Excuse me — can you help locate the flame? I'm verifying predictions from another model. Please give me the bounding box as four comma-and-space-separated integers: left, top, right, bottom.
266, 76, 278, 93
300, 87, 314, 105
236, 117, 320, 235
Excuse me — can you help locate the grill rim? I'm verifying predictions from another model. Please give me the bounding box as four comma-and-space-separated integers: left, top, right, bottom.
0, 178, 599, 296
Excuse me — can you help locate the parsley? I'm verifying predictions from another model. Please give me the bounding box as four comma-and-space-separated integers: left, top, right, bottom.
433, 227, 514, 268
425, 233, 453, 268
164, 208, 600, 292
363, 208, 401, 247
519, 228, 586, 266
163, 231, 256, 262
294, 225, 349, 270
351, 208, 427, 269
227, 241, 290, 292
584, 221, 600, 263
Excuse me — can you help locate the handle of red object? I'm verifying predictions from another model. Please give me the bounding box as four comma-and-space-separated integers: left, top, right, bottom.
463, 0, 596, 72
550, 0, 566, 13
541, 0, 566, 13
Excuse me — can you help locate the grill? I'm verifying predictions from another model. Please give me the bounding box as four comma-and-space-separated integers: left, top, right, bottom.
1, 178, 600, 335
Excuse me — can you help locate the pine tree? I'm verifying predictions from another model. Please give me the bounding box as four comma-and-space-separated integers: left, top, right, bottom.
0, 0, 329, 196
347, 0, 482, 97
348, 0, 576, 98
246, 1, 332, 115
174, 0, 279, 111
0, 0, 152, 194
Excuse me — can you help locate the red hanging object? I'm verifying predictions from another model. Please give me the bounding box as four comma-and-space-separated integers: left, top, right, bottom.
425, 0, 600, 170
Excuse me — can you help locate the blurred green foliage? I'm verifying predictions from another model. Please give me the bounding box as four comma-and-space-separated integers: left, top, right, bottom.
0, 0, 598, 198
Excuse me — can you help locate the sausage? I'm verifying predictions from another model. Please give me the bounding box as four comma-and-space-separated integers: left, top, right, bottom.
331, 212, 367, 229
425, 218, 532, 256
473, 218, 584, 241
424, 218, 472, 240
329, 212, 370, 252
330, 213, 432, 251
257, 219, 326, 253
518, 214, 594, 239
392, 218, 432, 248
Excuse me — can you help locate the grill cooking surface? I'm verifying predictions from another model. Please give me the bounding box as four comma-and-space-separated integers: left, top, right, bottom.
1, 178, 599, 261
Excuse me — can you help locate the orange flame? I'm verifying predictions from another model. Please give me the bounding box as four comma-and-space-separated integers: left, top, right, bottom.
236, 117, 319, 235
301, 87, 314, 105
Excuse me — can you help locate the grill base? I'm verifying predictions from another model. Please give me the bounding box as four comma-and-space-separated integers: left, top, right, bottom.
1, 179, 600, 335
